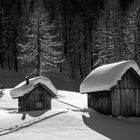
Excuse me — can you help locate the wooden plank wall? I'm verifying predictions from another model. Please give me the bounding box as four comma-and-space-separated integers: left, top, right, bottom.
88, 68, 140, 117
88, 91, 111, 115
111, 68, 140, 117
18, 85, 52, 112
18, 97, 25, 112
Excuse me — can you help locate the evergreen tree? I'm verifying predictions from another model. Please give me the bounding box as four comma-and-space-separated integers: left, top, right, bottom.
68, 14, 84, 79
19, 7, 63, 76
95, 1, 117, 65
95, 0, 129, 66
125, 1, 140, 65
0, 7, 4, 69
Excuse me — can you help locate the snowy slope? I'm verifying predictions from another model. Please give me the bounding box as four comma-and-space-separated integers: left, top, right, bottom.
57, 90, 87, 109
0, 111, 110, 140
0, 90, 108, 140
0, 89, 140, 140
0, 89, 17, 110
0, 89, 88, 135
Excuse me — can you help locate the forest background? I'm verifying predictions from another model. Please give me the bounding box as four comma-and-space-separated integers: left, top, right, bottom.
0, 0, 139, 80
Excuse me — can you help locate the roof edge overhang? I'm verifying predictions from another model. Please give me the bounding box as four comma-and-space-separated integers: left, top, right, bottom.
11, 83, 57, 99
80, 61, 140, 93
81, 90, 110, 94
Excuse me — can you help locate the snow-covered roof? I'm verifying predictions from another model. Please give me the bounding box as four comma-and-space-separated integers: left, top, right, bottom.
10, 76, 58, 98
80, 61, 140, 93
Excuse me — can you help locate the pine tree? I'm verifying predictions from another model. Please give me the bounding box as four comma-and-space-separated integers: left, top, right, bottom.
0, 7, 4, 69
68, 14, 84, 79
95, 2, 116, 65
0, 0, 24, 71
19, 7, 63, 76
125, 1, 140, 65
95, 0, 129, 66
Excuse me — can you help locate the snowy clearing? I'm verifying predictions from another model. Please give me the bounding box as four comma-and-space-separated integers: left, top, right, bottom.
0, 89, 140, 140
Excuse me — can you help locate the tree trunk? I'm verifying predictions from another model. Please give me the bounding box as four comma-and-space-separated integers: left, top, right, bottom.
83, 22, 88, 60
14, 54, 18, 71
88, 21, 93, 69
0, 13, 3, 69
64, 16, 68, 59
13, 25, 19, 72
7, 54, 11, 71
134, 9, 140, 62
134, 26, 137, 62
37, 16, 41, 76
59, 62, 62, 72
119, 15, 124, 61
0, 53, 4, 69
62, 0, 68, 59
14, 44, 18, 72
78, 45, 83, 79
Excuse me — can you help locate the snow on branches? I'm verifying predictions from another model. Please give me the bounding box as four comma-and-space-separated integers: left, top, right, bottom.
19, 7, 64, 75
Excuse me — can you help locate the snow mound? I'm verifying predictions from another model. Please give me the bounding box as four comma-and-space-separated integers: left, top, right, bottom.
57, 90, 87, 109
0, 89, 18, 110
80, 61, 140, 93
10, 76, 58, 98
0, 110, 66, 136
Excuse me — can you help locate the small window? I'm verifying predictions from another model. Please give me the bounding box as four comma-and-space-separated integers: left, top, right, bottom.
36, 102, 43, 109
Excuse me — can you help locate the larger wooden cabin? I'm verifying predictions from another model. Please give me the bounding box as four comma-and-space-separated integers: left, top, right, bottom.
10, 76, 57, 112
80, 61, 140, 117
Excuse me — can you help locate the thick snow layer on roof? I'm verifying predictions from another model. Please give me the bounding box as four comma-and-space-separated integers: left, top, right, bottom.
10, 76, 58, 98
80, 61, 140, 93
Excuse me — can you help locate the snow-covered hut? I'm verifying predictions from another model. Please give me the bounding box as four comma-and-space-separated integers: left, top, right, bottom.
80, 61, 140, 117
10, 76, 57, 112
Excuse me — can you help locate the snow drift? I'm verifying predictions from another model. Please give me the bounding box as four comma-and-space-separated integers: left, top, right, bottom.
80, 61, 140, 93
10, 76, 58, 98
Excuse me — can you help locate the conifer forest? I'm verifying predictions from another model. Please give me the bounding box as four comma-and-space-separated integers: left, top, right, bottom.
0, 0, 140, 79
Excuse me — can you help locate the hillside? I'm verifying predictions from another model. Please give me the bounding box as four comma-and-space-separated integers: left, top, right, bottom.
0, 89, 140, 140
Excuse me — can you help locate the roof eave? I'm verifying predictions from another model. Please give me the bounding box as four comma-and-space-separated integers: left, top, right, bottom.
12, 83, 57, 99
80, 89, 111, 94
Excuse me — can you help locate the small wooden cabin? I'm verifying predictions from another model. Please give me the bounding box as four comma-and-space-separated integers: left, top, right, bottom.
10, 76, 57, 112
80, 61, 140, 117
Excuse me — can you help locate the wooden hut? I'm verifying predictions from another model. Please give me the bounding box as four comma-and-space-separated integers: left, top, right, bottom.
10, 76, 57, 112
80, 61, 140, 117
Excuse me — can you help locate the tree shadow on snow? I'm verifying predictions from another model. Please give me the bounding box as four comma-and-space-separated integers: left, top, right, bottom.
20, 110, 48, 120
82, 109, 140, 140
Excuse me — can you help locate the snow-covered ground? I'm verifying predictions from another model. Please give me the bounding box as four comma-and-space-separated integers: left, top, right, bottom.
0, 89, 140, 140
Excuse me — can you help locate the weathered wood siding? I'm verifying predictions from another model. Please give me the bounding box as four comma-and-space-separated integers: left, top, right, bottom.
88, 68, 140, 117
18, 84, 53, 112
111, 68, 140, 117
88, 91, 111, 115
